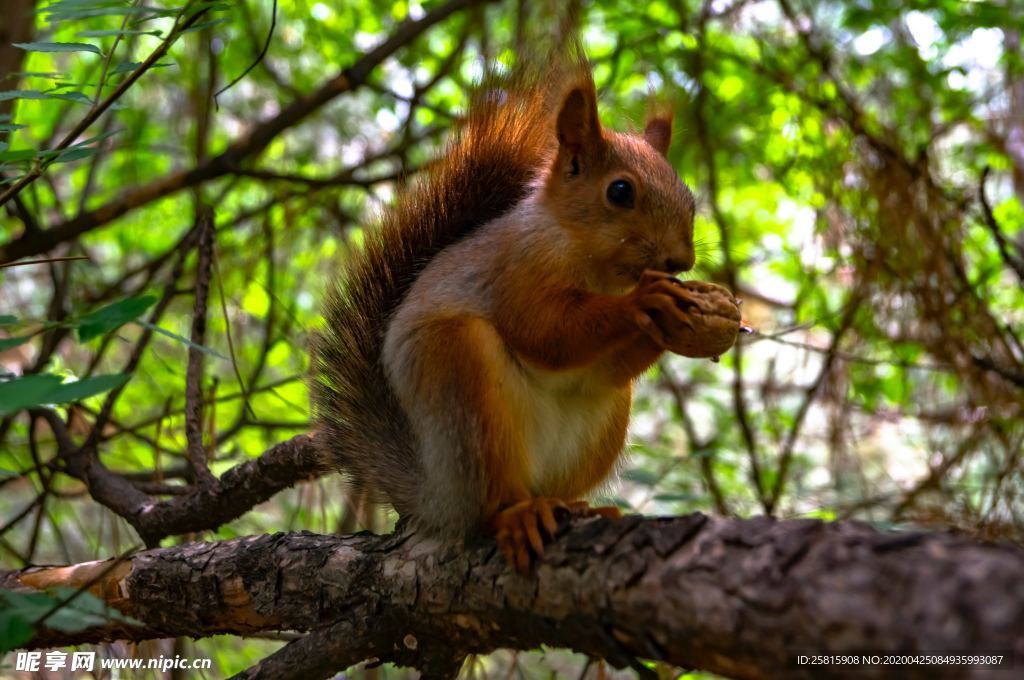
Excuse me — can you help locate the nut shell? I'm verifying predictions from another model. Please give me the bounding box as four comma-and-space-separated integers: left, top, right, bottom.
671, 280, 741, 359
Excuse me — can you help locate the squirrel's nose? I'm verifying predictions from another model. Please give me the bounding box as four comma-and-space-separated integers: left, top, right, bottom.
663, 256, 693, 274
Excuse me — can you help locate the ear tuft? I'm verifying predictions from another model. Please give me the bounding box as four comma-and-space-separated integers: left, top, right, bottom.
556, 86, 603, 159
644, 116, 672, 157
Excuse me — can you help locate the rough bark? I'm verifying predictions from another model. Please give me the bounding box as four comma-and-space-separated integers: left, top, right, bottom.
3, 514, 1022, 680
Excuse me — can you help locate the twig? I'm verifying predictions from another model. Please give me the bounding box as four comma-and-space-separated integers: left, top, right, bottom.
214, 0, 278, 107
185, 208, 218, 487
766, 285, 866, 512
80, 222, 195, 454
978, 166, 1024, 283
212, 248, 252, 419
691, 6, 768, 511
0, 255, 89, 269
659, 365, 729, 515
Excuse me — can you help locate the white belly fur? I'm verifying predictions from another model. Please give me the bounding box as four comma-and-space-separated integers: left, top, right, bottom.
516, 364, 618, 494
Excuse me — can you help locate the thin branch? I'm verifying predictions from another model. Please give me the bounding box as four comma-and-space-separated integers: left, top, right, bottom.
978, 166, 1024, 283
691, 7, 768, 511
212, 247, 253, 420
185, 208, 218, 487
0, 255, 88, 269
214, 0, 278, 106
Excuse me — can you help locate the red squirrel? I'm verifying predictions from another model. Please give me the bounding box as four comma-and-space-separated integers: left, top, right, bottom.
312, 50, 740, 571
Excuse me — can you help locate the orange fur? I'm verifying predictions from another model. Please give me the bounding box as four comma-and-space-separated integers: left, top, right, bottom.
422, 319, 532, 514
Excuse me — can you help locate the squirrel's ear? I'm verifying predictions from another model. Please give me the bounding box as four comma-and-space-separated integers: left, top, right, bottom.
644, 116, 672, 157
556, 86, 603, 169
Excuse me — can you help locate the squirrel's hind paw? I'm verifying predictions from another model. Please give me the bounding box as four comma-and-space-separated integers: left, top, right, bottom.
490, 498, 622, 572
490, 497, 564, 573
565, 500, 623, 520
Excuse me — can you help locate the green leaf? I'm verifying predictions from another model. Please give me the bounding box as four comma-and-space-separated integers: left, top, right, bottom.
181, 18, 229, 34
108, 61, 144, 75
183, 1, 232, 20
13, 42, 102, 55
77, 294, 157, 341
0, 374, 64, 416
134, 319, 228, 359
48, 587, 141, 627
68, 128, 122, 148
0, 608, 36, 653
0, 148, 40, 163
654, 492, 699, 502
7, 71, 64, 79
0, 373, 129, 416
0, 469, 18, 479
47, 373, 130, 404
78, 29, 163, 38
0, 90, 92, 104
53, 147, 97, 163
0, 587, 141, 650
0, 335, 34, 351
0, 315, 18, 325
108, 61, 172, 76
623, 468, 660, 486
42, 1, 170, 20
0, 123, 28, 132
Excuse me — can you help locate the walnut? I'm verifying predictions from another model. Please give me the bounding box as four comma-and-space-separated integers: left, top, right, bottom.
671, 280, 743, 359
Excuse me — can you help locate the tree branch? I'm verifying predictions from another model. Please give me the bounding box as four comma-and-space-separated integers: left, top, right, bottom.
39, 404, 320, 546
3, 515, 1021, 679
185, 207, 217, 487
0, 0, 492, 265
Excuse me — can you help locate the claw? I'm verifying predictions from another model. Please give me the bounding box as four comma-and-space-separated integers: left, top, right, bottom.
490, 499, 622, 572
565, 500, 623, 520
490, 498, 568, 573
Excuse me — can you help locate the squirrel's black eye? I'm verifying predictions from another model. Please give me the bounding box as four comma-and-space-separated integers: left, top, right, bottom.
606, 179, 634, 208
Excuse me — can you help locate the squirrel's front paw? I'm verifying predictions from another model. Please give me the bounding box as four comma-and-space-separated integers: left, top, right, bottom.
631, 271, 741, 359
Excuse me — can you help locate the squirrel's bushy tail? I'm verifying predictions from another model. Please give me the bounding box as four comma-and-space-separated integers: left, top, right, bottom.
312, 56, 590, 520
